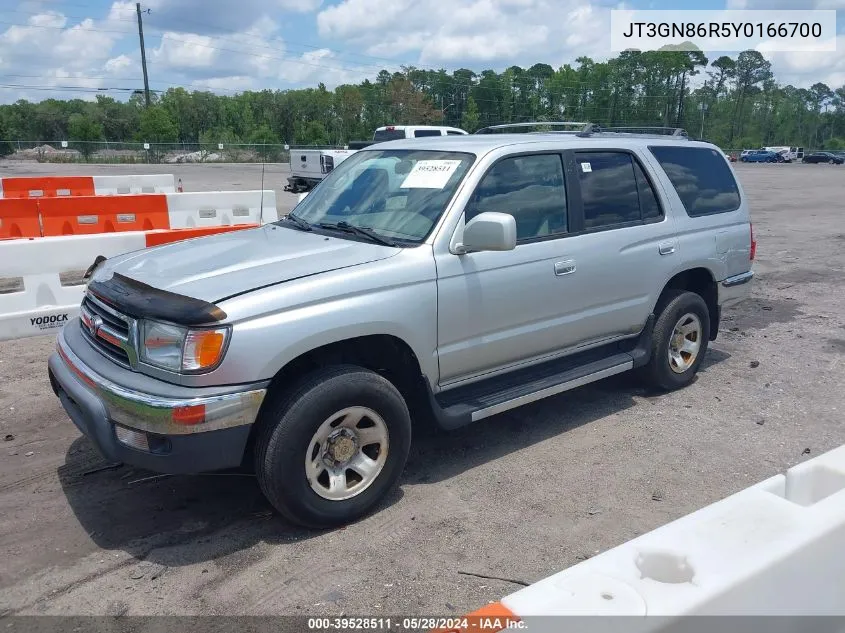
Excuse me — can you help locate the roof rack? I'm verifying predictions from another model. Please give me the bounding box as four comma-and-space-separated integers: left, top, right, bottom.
474, 121, 689, 139
596, 126, 689, 137
474, 121, 592, 134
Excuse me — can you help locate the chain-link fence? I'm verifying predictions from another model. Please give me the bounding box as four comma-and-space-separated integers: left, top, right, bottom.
0, 141, 347, 164
0, 140, 832, 165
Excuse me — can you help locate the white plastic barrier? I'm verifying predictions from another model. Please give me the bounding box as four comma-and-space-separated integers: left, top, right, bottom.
92, 174, 175, 195
0, 233, 147, 341
445, 444, 845, 632
164, 190, 278, 228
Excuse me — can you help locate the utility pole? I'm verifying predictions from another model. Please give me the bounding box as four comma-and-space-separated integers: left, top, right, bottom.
136, 3, 151, 107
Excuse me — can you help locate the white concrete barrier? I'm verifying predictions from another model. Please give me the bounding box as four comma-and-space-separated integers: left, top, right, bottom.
0, 233, 147, 341
441, 444, 845, 632
0, 223, 262, 341
164, 190, 278, 228
92, 174, 175, 195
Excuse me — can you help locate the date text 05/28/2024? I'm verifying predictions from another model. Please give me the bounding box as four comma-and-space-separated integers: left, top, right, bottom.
306, 617, 525, 631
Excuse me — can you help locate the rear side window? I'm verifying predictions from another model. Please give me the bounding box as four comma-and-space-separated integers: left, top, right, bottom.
649, 146, 740, 216
414, 129, 442, 137
447, 131, 464, 136
575, 152, 663, 229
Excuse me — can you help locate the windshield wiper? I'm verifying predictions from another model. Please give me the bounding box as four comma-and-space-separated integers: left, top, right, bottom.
318, 221, 396, 247
283, 213, 312, 231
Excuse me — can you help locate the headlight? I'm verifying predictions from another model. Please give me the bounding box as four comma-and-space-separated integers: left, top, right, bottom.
140, 320, 229, 373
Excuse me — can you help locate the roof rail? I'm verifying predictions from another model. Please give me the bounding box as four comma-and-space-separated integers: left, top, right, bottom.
473, 122, 691, 139
474, 121, 592, 134
596, 126, 689, 138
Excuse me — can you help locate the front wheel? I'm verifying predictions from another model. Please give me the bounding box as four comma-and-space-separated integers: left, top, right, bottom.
254, 366, 412, 528
639, 290, 711, 391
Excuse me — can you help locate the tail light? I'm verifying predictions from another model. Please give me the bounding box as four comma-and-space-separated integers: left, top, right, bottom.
750, 223, 756, 261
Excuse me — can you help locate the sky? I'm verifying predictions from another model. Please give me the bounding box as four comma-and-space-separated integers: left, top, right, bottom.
0, 0, 844, 103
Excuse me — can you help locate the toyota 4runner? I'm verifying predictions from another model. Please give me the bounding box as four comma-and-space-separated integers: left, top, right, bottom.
49, 125, 755, 528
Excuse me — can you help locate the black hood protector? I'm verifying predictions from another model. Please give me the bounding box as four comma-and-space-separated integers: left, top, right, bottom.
88, 273, 227, 326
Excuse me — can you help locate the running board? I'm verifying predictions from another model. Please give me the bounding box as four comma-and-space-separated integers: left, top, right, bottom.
471, 357, 632, 421
427, 315, 654, 430
436, 354, 633, 424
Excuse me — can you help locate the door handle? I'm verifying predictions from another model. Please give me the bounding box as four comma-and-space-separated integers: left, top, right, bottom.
554, 260, 576, 276
658, 241, 676, 255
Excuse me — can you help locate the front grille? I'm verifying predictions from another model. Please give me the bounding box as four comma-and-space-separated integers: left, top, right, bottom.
80, 293, 135, 368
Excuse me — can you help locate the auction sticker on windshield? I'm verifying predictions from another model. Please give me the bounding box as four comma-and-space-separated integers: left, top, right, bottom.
401, 160, 462, 189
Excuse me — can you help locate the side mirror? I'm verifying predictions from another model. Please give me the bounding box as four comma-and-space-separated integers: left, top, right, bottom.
458, 212, 516, 253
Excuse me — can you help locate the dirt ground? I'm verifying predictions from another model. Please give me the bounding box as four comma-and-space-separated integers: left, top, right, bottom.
0, 161, 843, 617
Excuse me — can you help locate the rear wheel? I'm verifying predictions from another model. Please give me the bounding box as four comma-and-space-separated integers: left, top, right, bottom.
254, 366, 412, 528
639, 290, 710, 391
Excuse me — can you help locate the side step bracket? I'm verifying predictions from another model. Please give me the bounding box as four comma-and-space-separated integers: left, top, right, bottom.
427, 315, 654, 430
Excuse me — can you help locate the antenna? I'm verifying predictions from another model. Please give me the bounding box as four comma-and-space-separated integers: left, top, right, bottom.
259, 137, 266, 225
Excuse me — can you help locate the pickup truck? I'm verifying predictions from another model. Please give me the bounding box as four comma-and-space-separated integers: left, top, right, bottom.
49, 127, 754, 528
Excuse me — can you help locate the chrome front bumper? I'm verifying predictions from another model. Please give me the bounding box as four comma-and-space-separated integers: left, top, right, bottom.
53, 328, 267, 436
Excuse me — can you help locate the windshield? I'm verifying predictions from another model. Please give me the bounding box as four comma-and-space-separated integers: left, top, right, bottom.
373, 129, 407, 142
286, 149, 475, 245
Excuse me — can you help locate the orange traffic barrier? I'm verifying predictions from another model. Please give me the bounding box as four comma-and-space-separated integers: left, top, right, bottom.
0, 198, 41, 238
431, 602, 520, 633
144, 224, 258, 247
38, 194, 170, 236
2, 176, 95, 198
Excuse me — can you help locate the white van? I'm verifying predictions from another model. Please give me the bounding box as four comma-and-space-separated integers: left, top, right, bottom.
372, 125, 468, 142
284, 148, 356, 193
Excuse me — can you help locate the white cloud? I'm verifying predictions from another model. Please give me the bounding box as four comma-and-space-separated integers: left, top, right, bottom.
762, 35, 845, 88
3, 0, 843, 107
317, 0, 612, 67
191, 75, 258, 91
105, 54, 132, 74
29, 11, 67, 28
0, 9, 124, 100
152, 32, 217, 69
147, 17, 374, 89
0, 0, 369, 102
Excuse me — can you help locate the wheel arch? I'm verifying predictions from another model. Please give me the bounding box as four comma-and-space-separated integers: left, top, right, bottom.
243, 334, 434, 467
655, 267, 719, 341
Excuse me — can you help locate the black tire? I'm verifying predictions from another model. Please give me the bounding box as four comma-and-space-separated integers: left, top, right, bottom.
639, 290, 711, 391
254, 365, 412, 528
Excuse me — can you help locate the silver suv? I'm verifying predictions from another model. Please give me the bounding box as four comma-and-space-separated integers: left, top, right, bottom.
48, 125, 755, 528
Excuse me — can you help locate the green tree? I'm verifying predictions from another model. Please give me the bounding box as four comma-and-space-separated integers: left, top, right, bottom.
0, 115, 13, 156
728, 50, 772, 143
300, 120, 329, 145
1, 50, 842, 160
246, 123, 280, 160
67, 113, 104, 160
138, 106, 178, 144
461, 95, 480, 132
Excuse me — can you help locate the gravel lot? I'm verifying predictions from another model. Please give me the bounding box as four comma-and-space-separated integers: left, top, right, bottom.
0, 161, 843, 616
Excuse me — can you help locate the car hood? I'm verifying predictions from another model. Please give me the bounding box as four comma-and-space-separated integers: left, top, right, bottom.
90, 224, 399, 305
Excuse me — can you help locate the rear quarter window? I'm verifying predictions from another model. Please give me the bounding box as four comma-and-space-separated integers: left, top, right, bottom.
373, 129, 406, 142
649, 146, 741, 217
